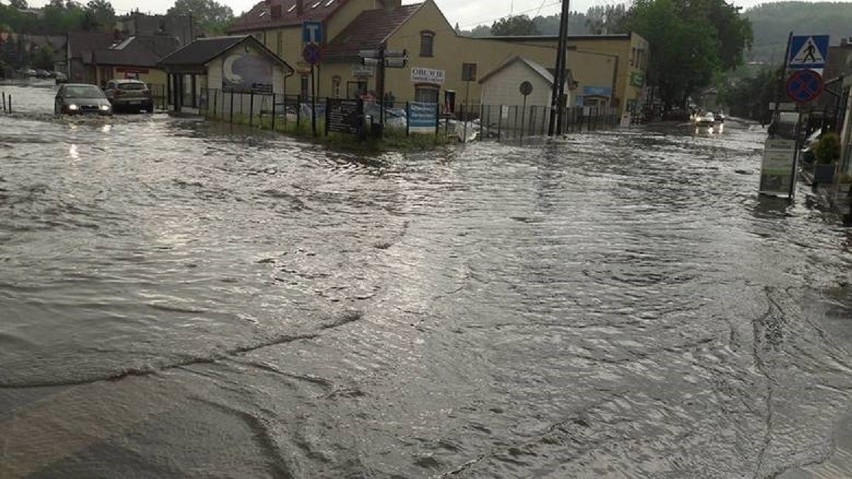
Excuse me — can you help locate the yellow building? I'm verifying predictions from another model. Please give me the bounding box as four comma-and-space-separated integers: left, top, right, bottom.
229, 0, 648, 116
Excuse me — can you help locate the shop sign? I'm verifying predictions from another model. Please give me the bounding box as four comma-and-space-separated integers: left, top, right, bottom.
411, 67, 445, 85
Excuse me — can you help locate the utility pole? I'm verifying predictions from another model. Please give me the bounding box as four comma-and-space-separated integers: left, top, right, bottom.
548, 0, 571, 136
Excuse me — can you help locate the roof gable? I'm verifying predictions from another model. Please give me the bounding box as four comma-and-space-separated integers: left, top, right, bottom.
158, 35, 293, 74
479, 56, 553, 85
158, 36, 246, 66
323, 3, 422, 59
229, 0, 351, 33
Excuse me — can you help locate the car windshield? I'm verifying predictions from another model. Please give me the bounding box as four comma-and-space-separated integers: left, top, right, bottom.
118, 83, 146, 91
64, 85, 104, 98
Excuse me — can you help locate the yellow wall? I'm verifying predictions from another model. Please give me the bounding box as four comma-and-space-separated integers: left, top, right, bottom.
231, 0, 647, 114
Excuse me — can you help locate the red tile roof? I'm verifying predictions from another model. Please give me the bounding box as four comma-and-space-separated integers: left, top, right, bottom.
229, 0, 351, 33
323, 4, 422, 60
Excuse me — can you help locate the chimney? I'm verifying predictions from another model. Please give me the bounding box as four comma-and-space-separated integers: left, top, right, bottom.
271, 4, 282, 19
296, 0, 304, 16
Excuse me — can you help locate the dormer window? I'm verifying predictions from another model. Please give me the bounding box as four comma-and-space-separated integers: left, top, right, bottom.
311, 1, 321, 8
324, 0, 335, 5
420, 30, 434, 57
287, 4, 296, 12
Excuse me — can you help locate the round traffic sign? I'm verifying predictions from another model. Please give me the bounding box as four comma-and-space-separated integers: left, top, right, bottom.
519, 81, 533, 96
786, 69, 823, 103
302, 43, 322, 65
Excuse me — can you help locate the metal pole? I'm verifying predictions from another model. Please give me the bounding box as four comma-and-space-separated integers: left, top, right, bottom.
249, 91, 254, 127
378, 45, 386, 138
311, 65, 317, 136
229, 91, 234, 124
548, 0, 571, 136
271, 92, 276, 131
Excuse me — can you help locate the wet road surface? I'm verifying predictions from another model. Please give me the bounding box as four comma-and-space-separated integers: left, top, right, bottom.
1, 82, 850, 478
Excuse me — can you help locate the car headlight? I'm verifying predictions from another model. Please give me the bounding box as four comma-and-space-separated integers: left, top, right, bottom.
68, 104, 79, 110
100, 104, 110, 111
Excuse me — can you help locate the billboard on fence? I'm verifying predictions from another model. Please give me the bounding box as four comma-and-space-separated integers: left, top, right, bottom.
222, 51, 274, 93
409, 102, 438, 134
326, 98, 363, 135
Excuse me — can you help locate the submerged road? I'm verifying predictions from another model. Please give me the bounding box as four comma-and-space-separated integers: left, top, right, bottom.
1, 83, 850, 478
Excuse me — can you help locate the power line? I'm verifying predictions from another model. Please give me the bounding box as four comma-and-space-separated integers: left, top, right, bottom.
458, 0, 563, 28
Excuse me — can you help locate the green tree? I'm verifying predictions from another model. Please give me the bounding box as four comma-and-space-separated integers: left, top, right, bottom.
167, 0, 233, 35
491, 14, 539, 36
9, 0, 28, 9
585, 5, 628, 34
82, 0, 115, 31
625, 0, 751, 110
719, 67, 778, 122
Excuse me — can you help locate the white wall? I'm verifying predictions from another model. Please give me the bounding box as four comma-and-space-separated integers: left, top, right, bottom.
480, 61, 559, 107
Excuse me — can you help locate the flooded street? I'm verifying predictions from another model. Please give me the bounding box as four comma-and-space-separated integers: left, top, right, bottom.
1, 83, 850, 478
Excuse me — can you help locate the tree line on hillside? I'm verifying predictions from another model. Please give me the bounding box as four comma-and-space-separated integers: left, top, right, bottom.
0, 0, 233, 37
0, 0, 234, 71
462, 1, 752, 113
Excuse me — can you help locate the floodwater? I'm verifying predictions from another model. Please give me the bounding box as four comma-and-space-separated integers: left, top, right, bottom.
1, 82, 850, 478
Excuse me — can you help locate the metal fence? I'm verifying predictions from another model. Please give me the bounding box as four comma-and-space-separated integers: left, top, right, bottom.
184, 89, 619, 141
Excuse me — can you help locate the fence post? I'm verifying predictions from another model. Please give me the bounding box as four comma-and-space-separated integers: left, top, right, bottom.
271, 93, 276, 131
497, 105, 502, 142
2, 91, 5, 113
324, 97, 330, 136
296, 95, 301, 127
405, 101, 410, 137
229, 91, 234, 124
213, 90, 218, 119
249, 91, 255, 127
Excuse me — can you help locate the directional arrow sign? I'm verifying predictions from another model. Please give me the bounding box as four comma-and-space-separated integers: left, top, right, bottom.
786, 69, 824, 103
788, 35, 830, 69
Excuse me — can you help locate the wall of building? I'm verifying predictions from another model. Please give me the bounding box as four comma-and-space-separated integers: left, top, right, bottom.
231, 0, 645, 114
480, 62, 554, 107
95, 67, 167, 86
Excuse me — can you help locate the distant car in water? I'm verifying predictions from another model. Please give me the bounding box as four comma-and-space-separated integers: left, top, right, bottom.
103, 79, 154, 113
694, 112, 715, 126
54, 83, 112, 116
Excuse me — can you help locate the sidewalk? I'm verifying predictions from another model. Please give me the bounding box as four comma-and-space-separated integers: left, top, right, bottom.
800, 170, 852, 225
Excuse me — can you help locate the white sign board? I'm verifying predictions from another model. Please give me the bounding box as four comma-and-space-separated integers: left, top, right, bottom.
411, 67, 445, 85
352, 65, 375, 77
760, 138, 797, 197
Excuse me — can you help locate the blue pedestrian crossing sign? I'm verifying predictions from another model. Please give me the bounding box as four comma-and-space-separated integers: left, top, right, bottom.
788, 35, 830, 69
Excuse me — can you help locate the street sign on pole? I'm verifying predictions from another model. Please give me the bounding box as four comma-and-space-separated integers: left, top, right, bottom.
302, 43, 322, 65
787, 35, 830, 70
302, 21, 323, 44
786, 69, 824, 103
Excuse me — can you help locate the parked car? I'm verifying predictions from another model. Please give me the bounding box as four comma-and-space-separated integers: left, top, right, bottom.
54, 83, 112, 116
103, 79, 154, 113
363, 103, 407, 129
35, 69, 50, 79
54, 72, 68, 84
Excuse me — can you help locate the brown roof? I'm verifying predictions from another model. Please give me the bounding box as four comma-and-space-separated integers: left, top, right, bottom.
89, 36, 180, 68
229, 0, 352, 33
67, 31, 120, 59
323, 4, 422, 60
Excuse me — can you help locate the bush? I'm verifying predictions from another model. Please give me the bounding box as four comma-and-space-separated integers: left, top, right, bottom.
815, 132, 841, 165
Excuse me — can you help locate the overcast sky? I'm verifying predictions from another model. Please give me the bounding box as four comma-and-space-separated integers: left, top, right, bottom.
20, 0, 847, 28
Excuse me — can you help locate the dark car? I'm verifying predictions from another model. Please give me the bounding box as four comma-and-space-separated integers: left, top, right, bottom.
103, 79, 154, 113
54, 84, 113, 116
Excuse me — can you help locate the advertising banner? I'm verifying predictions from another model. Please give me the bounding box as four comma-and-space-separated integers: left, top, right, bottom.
409, 102, 438, 134
222, 51, 274, 93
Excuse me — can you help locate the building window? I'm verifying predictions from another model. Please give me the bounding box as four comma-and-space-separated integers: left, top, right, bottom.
332, 76, 341, 98
461, 63, 477, 82
420, 31, 434, 57
301, 75, 309, 98
415, 86, 438, 103
347, 81, 368, 99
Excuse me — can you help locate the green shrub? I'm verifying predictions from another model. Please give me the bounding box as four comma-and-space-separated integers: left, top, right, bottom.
815, 132, 841, 165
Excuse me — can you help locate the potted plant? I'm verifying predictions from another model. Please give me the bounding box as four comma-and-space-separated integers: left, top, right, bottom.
814, 132, 841, 184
